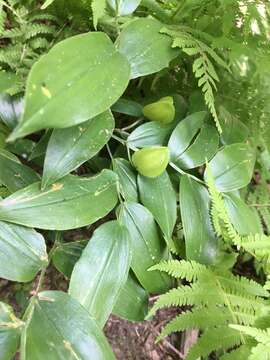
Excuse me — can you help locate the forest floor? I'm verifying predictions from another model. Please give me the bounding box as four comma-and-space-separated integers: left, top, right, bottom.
0, 266, 184, 359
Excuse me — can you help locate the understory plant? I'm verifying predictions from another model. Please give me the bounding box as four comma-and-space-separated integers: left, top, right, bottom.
0, 0, 270, 359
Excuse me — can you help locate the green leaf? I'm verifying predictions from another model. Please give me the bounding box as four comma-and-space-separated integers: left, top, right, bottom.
0, 170, 118, 230
21, 291, 115, 360
224, 193, 263, 235
113, 157, 138, 202
9, 33, 130, 141
0, 149, 40, 192
52, 240, 87, 278
107, 0, 141, 16
0, 221, 48, 282
118, 202, 172, 293
0, 71, 19, 94
69, 221, 131, 327
138, 171, 177, 242
117, 18, 179, 78
219, 106, 249, 145
204, 143, 256, 192
113, 272, 149, 321
180, 175, 219, 264
0, 94, 23, 129
173, 123, 219, 169
29, 131, 52, 161
42, 110, 114, 188
128, 121, 173, 148
169, 111, 218, 169
111, 98, 143, 117
0, 302, 22, 360
92, 0, 106, 29
7, 139, 35, 161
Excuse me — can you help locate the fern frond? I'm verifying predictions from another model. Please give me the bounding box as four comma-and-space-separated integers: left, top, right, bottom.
231, 325, 270, 345
148, 282, 217, 317
249, 343, 270, 360
0, 3, 6, 36
149, 259, 209, 281
24, 23, 55, 40
158, 307, 231, 340
161, 27, 229, 134
186, 326, 243, 360
220, 344, 253, 360
216, 272, 269, 298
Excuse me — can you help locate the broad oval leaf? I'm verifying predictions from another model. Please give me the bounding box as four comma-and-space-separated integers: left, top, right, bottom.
113, 158, 138, 202
42, 110, 115, 188
52, 240, 87, 278
0, 94, 23, 129
69, 221, 131, 327
107, 0, 141, 15
180, 175, 219, 264
117, 18, 179, 79
204, 143, 256, 192
128, 121, 173, 148
0, 149, 40, 192
22, 291, 115, 359
118, 202, 171, 293
9, 32, 130, 141
111, 98, 143, 117
0, 221, 48, 282
138, 171, 176, 243
113, 272, 149, 321
0, 302, 22, 360
174, 123, 219, 169
168, 111, 210, 165
224, 193, 263, 235
0, 170, 118, 230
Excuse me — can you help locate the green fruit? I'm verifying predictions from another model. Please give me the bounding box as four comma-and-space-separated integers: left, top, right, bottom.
143, 96, 175, 125
132, 146, 170, 178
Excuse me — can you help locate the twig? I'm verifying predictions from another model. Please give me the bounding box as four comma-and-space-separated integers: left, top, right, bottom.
170, 162, 205, 185
152, 327, 184, 359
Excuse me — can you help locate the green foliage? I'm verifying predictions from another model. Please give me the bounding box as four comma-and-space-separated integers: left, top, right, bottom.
162, 26, 229, 133
149, 259, 268, 359
0, 0, 60, 93
0, 0, 269, 358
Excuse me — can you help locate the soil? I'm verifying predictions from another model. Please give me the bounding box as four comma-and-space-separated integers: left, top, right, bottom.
0, 268, 183, 360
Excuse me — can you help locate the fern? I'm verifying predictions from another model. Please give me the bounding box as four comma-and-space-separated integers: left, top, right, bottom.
206, 164, 270, 265
247, 183, 270, 235
231, 325, 270, 360
149, 258, 269, 359
150, 259, 208, 281
0, 1, 66, 93
161, 26, 229, 133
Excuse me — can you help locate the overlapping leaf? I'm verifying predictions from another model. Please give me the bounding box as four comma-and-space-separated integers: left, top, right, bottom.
22, 291, 115, 359
117, 18, 179, 78
0, 170, 118, 230
42, 110, 115, 187
118, 202, 172, 293
9, 32, 130, 140
69, 221, 131, 327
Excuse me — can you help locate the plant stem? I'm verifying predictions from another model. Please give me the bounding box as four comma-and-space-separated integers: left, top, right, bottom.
170, 162, 205, 185
33, 231, 62, 295
140, 0, 172, 23
112, 133, 127, 145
